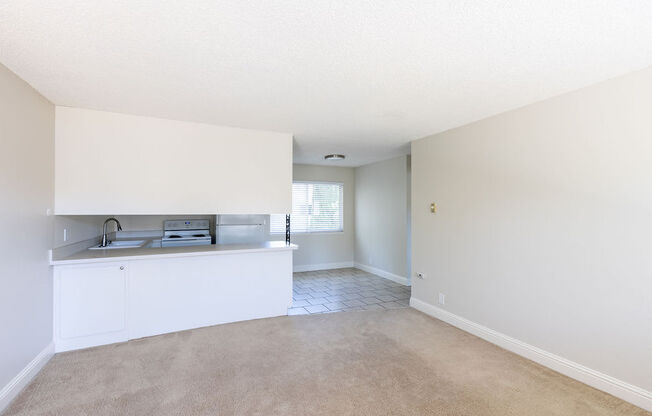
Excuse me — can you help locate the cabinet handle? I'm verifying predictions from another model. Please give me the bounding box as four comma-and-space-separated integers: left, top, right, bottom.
120, 266, 125, 270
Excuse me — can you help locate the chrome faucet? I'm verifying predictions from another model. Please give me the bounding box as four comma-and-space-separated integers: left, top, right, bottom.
100, 217, 123, 247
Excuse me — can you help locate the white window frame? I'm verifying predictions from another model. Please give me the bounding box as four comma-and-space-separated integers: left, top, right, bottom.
271, 181, 344, 234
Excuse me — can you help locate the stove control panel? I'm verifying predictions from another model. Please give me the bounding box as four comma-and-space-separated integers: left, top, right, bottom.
164, 219, 210, 231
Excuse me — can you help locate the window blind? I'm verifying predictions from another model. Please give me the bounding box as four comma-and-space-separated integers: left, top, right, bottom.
271, 182, 343, 233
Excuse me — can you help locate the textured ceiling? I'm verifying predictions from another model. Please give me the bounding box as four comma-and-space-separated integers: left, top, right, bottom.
1, 1, 652, 166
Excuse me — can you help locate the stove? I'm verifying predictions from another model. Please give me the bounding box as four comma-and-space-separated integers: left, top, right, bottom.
161, 219, 212, 247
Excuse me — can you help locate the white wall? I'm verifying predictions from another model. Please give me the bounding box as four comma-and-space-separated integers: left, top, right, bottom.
354, 156, 410, 283
109, 215, 215, 235
0, 64, 54, 405
411, 67, 652, 399
54, 216, 105, 248
275, 164, 355, 270
55, 107, 292, 215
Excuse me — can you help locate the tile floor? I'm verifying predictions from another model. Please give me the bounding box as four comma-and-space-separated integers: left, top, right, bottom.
288, 267, 411, 315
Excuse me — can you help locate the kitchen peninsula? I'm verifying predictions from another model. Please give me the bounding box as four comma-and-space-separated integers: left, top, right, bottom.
51, 240, 297, 352
47, 107, 296, 353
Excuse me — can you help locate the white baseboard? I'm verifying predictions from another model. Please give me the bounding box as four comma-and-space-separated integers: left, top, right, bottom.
354, 263, 410, 286
0, 342, 54, 413
293, 261, 354, 272
409, 297, 652, 412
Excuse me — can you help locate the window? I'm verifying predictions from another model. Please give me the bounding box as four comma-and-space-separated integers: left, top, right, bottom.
271, 182, 343, 233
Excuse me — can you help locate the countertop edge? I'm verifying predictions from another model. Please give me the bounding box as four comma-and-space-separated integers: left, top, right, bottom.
51, 243, 298, 266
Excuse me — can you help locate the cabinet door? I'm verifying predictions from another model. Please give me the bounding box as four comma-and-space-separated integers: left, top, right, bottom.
57, 263, 127, 341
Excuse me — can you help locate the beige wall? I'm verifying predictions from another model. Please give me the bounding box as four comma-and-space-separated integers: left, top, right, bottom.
55, 107, 292, 215
354, 156, 410, 281
0, 64, 54, 390
280, 164, 355, 269
411, 67, 652, 393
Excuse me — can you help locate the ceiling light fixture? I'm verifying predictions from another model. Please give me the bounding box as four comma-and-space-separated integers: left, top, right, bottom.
324, 154, 345, 160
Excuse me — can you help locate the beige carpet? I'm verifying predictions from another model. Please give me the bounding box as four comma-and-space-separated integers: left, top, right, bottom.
4, 309, 648, 416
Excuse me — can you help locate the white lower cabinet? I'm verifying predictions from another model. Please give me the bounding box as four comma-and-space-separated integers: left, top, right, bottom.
53, 250, 294, 352
127, 251, 293, 340
54, 262, 128, 352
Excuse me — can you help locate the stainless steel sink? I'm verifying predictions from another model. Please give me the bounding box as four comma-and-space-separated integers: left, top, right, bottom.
88, 240, 147, 250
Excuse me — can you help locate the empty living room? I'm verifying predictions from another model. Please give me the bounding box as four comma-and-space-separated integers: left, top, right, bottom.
1, 1, 651, 415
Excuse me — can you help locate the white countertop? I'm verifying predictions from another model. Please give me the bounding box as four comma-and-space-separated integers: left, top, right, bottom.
51, 240, 298, 266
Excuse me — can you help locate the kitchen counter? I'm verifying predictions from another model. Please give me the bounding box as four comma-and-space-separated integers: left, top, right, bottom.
51, 240, 298, 265
52, 239, 296, 352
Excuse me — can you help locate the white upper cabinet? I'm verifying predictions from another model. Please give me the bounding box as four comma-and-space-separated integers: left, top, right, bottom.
54, 107, 292, 215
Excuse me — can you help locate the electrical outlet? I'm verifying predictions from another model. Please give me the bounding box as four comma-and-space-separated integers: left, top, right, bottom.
416, 272, 426, 279
438, 293, 446, 305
